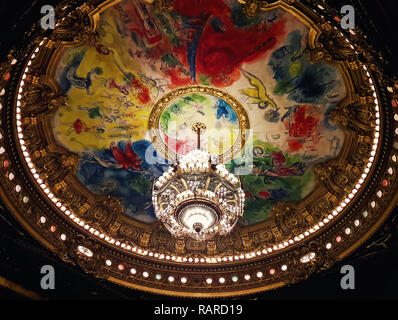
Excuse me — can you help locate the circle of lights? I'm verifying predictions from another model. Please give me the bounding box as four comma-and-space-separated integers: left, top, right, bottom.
13, 29, 382, 265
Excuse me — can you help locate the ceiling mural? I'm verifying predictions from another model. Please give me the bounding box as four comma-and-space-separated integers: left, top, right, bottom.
2, 0, 394, 297
52, 0, 346, 225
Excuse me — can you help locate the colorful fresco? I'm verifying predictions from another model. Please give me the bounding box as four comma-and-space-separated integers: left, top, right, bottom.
52, 0, 346, 225
159, 93, 240, 155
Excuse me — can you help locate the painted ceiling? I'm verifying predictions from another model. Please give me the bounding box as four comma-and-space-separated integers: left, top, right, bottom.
2, 0, 396, 298
51, 0, 346, 226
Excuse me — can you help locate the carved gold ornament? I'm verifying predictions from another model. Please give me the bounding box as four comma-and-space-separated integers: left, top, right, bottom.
0, 0, 396, 297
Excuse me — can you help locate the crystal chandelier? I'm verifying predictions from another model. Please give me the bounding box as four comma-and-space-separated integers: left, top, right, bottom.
152, 123, 245, 241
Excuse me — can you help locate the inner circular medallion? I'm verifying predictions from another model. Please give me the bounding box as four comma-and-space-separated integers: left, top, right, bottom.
149, 86, 250, 162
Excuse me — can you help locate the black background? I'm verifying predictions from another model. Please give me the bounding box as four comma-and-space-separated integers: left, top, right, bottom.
0, 0, 397, 301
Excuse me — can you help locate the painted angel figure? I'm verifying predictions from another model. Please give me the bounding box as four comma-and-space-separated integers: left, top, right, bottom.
240, 68, 280, 122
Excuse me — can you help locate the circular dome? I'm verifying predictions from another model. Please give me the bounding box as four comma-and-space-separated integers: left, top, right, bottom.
0, 0, 397, 297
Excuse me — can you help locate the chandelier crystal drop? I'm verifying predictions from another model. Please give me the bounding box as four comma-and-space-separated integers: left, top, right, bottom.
152, 129, 245, 241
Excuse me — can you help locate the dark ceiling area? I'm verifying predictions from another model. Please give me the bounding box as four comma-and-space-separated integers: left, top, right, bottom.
0, 0, 397, 300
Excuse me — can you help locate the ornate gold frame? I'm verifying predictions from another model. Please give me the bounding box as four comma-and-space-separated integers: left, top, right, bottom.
0, 0, 397, 297
147, 85, 250, 163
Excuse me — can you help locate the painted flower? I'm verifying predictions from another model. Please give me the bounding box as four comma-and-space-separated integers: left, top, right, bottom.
244, 191, 254, 199
258, 191, 270, 198
73, 119, 84, 134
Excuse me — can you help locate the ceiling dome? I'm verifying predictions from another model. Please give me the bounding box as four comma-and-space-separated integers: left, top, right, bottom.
0, 0, 397, 297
